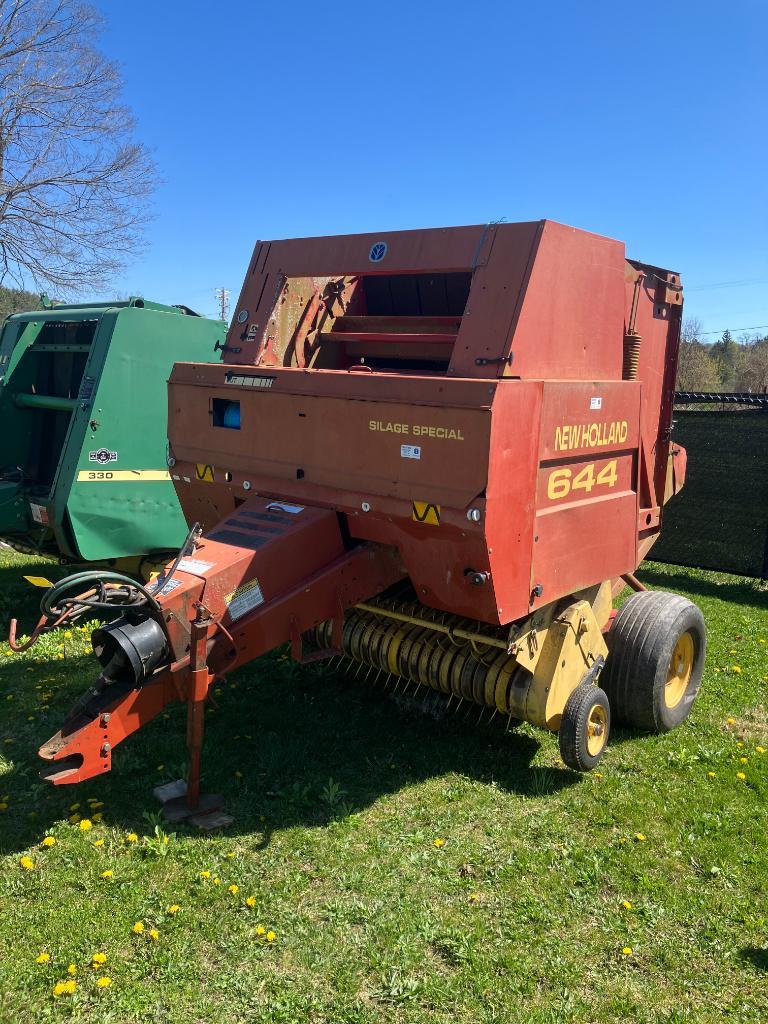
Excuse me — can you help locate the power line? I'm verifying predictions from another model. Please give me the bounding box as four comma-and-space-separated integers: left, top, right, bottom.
696, 324, 768, 336
686, 277, 768, 293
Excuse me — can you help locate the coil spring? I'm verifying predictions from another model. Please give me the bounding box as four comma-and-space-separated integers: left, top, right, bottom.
313, 609, 530, 716
623, 331, 642, 380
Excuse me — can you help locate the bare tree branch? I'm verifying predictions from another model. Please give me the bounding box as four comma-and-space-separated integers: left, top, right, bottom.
0, 0, 157, 293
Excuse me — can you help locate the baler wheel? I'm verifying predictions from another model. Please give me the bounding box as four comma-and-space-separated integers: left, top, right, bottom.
601, 591, 706, 733
558, 683, 611, 772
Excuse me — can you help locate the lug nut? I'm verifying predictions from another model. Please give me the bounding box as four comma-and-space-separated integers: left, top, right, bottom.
467, 508, 481, 522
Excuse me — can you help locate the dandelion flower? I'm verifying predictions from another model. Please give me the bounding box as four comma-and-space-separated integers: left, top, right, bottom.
266, 931, 276, 942
707, 771, 716, 779
737, 772, 746, 781
256, 925, 266, 936
756, 746, 765, 754
726, 717, 736, 725
739, 757, 748, 764
732, 666, 741, 674
96, 976, 112, 988
167, 904, 180, 915
53, 979, 77, 997
79, 819, 93, 831
67, 964, 76, 975
149, 929, 159, 941
20, 856, 35, 870
132, 921, 144, 934
91, 952, 107, 965
64, 631, 72, 639
36, 952, 51, 963
245, 896, 256, 908
433, 838, 445, 848
634, 833, 646, 842
42, 836, 56, 847
225, 852, 235, 859
199, 870, 211, 879
94, 838, 105, 847
228, 884, 239, 895
468, 893, 480, 902
622, 900, 633, 910
100, 869, 113, 879
212, 877, 221, 885
622, 947, 633, 956
126, 833, 138, 843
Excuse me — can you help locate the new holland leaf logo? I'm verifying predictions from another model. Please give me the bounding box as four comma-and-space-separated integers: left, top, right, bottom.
412, 501, 441, 526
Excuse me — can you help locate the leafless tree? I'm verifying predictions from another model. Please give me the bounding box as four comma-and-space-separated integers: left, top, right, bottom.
680, 316, 703, 345
0, 1, 157, 293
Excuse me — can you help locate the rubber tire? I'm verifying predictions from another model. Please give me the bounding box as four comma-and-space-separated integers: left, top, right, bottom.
601, 590, 706, 733
558, 683, 611, 772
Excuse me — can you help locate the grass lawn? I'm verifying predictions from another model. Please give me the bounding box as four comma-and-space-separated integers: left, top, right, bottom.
0, 549, 766, 1023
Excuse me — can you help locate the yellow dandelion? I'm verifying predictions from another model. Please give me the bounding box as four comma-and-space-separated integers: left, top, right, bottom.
622, 946, 633, 956
126, 832, 138, 843
433, 837, 445, 848
756, 746, 766, 754
64, 630, 72, 639
739, 756, 748, 764
167, 904, 180, 914
245, 896, 256, 907
79, 818, 93, 831
149, 929, 159, 941
594, 771, 604, 778
468, 893, 480, 902
707, 771, 716, 779
622, 900, 633, 910
225, 851, 235, 859
91, 952, 107, 965
132, 921, 144, 934
212, 877, 221, 885
732, 666, 741, 674
634, 833, 646, 842
93, 838, 105, 847
42, 836, 56, 847
36, 952, 51, 963
199, 870, 211, 879
20, 856, 35, 870
67, 964, 76, 975
726, 717, 736, 725
100, 869, 113, 879
228, 884, 239, 895
53, 979, 77, 997
266, 931, 276, 942
737, 772, 746, 780
256, 925, 266, 936
737, 741, 744, 748
57, 653, 64, 659
96, 976, 112, 988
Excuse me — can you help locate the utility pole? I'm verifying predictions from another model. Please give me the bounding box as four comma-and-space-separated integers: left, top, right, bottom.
214, 287, 230, 324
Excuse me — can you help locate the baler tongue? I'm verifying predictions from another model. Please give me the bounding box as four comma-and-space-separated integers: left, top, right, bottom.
36, 496, 403, 825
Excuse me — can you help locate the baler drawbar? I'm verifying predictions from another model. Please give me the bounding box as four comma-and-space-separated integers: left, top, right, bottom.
24, 220, 705, 826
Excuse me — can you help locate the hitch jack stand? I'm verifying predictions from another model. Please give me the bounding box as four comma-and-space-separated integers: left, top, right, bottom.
156, 615, 233, 831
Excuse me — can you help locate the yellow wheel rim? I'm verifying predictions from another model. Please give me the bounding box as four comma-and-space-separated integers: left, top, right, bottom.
586, 704, 608, 757
666, 631, 695, 709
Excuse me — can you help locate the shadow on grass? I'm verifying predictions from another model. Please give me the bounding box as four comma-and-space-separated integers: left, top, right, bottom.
637, 564, 768, 608
0, 649, 580, 855
740, 947, 768, 972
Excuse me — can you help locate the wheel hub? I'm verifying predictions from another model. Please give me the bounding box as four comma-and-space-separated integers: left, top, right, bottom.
665, 631, 694, 709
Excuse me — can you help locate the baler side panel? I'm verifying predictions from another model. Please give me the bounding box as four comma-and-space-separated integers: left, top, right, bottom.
530, 381, 641, 605
506, 222, 626, 381
64, 309, 224, 560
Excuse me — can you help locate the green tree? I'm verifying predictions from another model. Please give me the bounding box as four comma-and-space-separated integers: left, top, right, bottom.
0, 283, 39, 318
709, 330, 746, 389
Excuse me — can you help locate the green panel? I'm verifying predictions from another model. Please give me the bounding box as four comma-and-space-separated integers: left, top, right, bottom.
0, 300, 225, 562
58, 307, 224, 561
654, 411, 768, 578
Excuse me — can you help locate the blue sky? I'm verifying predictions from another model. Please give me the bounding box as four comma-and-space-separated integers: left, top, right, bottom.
98, 0, 766, 336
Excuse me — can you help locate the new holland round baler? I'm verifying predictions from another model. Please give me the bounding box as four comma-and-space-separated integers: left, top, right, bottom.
26, 220, 705, 824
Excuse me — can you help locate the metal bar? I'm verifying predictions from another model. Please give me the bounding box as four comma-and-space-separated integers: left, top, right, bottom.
14, 393, 78, 412
354, 602, 507, 650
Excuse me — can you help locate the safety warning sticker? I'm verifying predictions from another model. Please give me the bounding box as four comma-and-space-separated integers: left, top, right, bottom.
195, 463, 214, 482
225, 577, 265, 620
29, 503, 49, 524
147, 576, 182, 595
412, 501, 441, 526
400, 444, 421, 460
176, 558, 214, 575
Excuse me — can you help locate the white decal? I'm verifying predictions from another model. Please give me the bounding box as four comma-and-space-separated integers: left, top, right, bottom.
400, 444, 422, 460
225, 577, 265, 620
177, 558, 214, 575
590, 397, 603, 410
266, 501, 304, 514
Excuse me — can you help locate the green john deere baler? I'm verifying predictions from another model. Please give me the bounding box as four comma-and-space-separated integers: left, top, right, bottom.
0, 297, 225, 564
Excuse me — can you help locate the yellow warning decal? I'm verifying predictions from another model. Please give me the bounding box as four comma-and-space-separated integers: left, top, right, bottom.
23, 575, 54, 588
412, 501, 441, 526
76, 470, 171, 482
195, 463, 214, 482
